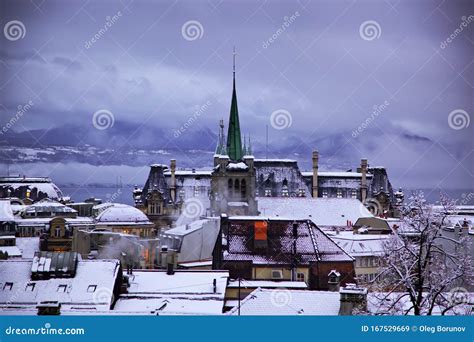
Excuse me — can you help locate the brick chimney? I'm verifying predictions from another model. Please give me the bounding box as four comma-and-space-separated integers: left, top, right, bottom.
312, 150, 319, 198
360, 158, 368, 203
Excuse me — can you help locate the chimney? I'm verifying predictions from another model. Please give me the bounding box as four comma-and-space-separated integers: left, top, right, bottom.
360, 158, 368, 203
166, 250, 176, 275
170, 159, 176, 202
328, 270, 340, 292
339, 284, 368, 315
312, 150, 319, 197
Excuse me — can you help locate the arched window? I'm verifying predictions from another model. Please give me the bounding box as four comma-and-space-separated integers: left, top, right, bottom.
228, 179, 233, 196
241, 179, 246, 198
234, 179, 240, 197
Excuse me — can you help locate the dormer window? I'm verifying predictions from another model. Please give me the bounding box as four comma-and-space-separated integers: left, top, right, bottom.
25, 283, 36, 292
87, 285, 97, 293
3, 282, 13, 291
57, 284, 67, 293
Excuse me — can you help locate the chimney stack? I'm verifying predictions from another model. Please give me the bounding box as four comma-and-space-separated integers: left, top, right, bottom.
312, 150, 319, 198
360, 158, 368, 203
170, 159, 176, 202
339, 284, 368, 315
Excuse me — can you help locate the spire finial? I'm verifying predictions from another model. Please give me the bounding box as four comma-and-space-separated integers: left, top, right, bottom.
233, 46, 236, 76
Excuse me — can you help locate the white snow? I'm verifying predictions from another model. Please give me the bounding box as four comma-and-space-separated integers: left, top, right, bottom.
227, 288, 341, 315
95, 203, 152, 225
257, 197, 373, 227
226, 162, 249, 170
0, 259, 121, 314
114, 270, 229, 315
0, 200, 15, 220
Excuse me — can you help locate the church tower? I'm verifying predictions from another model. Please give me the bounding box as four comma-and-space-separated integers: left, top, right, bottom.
210, 48, 258, 216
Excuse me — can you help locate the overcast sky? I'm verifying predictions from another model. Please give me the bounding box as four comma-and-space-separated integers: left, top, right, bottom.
0, 0, 472, 190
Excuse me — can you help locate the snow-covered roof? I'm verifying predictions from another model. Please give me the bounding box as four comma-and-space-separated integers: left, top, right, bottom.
0, 177, 63, 200
227, 280, 308, 289
114, 270, 229, 315
224, 218, 353, 264
257, 197, 373, 227
227, 288, 341, 315
0, 259, 121, 313
14, 217, 94, 227
23, 198, 77, 215
164, 170, 212, 177
327, 231, 389, 257
0, 200, 15, 221
0, 246, 22, 257
301, 171, 373, 178
15, 237, 40, 259
95, 203, 152, 226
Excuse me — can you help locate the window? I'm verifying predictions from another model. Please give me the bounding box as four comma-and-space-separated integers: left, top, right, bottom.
3, 282, 13, 291
351, 189, 358, 199
241, 179, 246, 198
264, 188, 272, 197
336, 189, 343, 198
281, 185, 289, 197
87, 285, 97, 293
57, 284, 67, 293
25, 283, 35, 292
296, 272, 305, 282
193, 186, 200, 197
322, 189, 328, 198
298, 188, 306, 197
271, 269, 283, 279
54, 227, 61, 238
179, 189, 185, 199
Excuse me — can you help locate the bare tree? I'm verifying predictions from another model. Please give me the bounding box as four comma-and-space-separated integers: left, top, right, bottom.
370, 191, 472, 315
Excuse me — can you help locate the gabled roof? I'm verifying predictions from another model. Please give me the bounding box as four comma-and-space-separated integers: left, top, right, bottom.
224, 218, 353, 265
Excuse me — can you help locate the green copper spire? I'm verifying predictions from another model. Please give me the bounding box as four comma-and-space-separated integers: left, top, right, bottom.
226, 47, 243, 161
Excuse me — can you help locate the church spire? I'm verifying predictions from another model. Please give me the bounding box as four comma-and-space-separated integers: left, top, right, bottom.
226, 47, 243, 161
